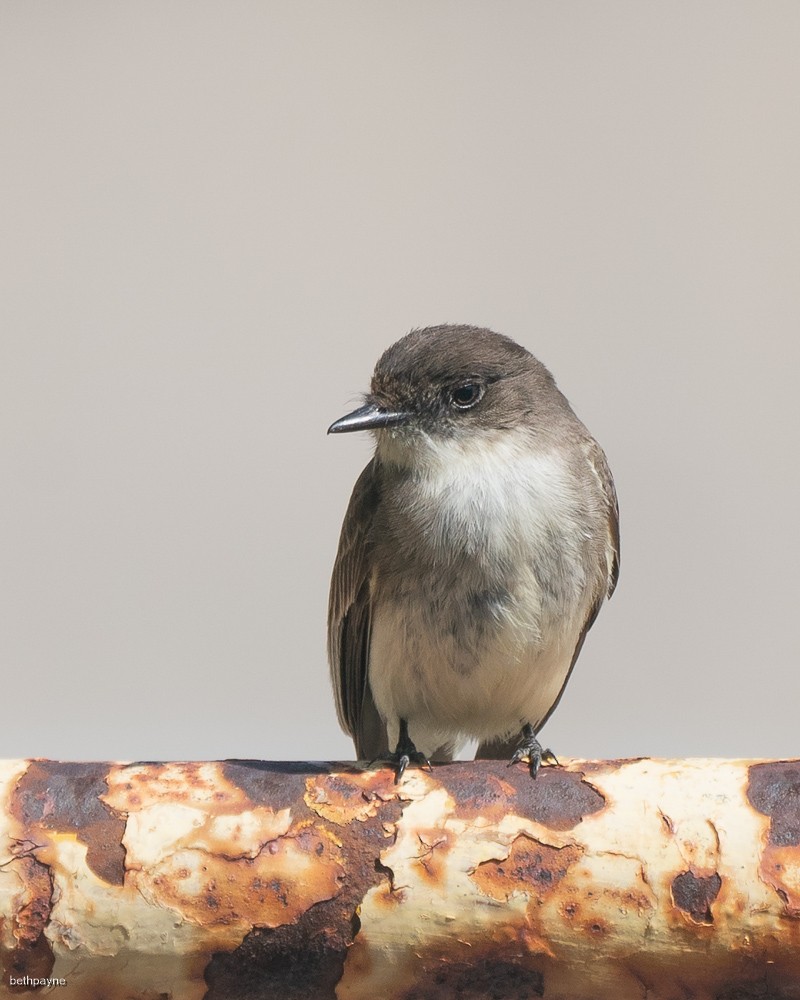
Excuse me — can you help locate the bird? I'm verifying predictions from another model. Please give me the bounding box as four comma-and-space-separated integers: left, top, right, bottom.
327, 324, 619, 780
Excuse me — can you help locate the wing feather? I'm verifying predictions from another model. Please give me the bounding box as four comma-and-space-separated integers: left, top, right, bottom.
327, 460, 387, 758
586, 439, 620, 599
534, 437, 620, 732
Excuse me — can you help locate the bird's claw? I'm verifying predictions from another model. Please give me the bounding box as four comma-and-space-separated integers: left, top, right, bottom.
393, 749, 433, 783
508, 735, 559, 778
368, 748, 432, 783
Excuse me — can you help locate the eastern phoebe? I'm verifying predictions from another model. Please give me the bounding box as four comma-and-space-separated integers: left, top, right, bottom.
328, 325, 619, 780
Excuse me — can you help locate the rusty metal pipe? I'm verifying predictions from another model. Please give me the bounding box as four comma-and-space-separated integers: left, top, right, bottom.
1, 757, 799, 999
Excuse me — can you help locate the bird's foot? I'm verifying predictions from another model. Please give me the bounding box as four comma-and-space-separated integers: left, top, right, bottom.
369, 720, 433, 783
392, 746, 433, 784
507, 723, 559, 778
368, 747, 432, 784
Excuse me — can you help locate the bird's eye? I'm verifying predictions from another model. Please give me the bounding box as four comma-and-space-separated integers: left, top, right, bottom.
450, 382, 484, 409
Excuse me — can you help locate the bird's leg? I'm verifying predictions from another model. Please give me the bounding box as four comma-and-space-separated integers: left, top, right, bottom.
371, 719, 432, 783
391, 718, 433, 783
508, 723, 559, 778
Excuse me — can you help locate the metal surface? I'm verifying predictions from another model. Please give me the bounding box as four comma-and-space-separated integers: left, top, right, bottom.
1, 757, 799, 999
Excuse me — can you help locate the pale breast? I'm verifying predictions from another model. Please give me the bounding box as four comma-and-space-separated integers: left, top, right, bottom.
375, 432, 601, 611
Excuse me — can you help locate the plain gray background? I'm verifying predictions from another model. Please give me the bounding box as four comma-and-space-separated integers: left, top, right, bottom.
1, 3, 798, 763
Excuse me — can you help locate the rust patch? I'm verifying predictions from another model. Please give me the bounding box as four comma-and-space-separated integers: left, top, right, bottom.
747, 761, 800, 847
758, 844, 800, 917
1, 854, 56, 992
110, 759, 234, 810
671, 870, 722, 924
436, 760, 605, 829
747, 761, 800, 916
305, 769, 398, 826
399, 958, 545, 1000
109, 760, 262, 814
109, 759, 324, 819
504, 763, 605, 830
432, 763, 520, 822
9, 855, 53, 945
471, 834, 581, 902
149, 823, 343, 929
221, 760, 325, 814
205, 917, 349, 1000
12, 761, 126, 885
204, 772, 403, 1000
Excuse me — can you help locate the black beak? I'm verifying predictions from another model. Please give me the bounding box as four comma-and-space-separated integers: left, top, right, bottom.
327, 402, 412, 434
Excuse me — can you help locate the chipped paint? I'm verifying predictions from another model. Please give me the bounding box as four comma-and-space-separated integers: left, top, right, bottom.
670, 870, 722, 924
748, 760, 800, 917
1, 758, 799, 999
471, 835, 582, 902
12, 761, 126, 886
304, 769, 398, 826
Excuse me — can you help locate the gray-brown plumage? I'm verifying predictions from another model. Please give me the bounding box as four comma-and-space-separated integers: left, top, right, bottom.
328, 325, 619, 778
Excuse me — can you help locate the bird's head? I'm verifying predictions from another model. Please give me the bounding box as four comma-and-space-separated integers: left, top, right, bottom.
328, 325, 562, 462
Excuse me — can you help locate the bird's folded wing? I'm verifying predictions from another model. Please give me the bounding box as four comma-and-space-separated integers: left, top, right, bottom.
586, 437, 620, 599
327, 460, 387, 758
531, 437, 620, 735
